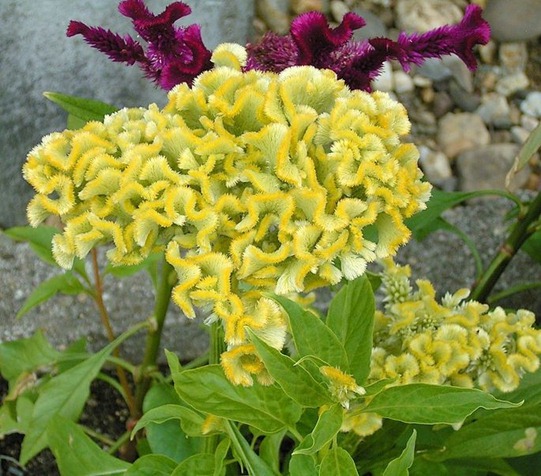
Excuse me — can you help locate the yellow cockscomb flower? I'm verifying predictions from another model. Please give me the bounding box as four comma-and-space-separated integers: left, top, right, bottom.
371, 259, 541, 392
320, 365, 365, 409
23, 44, 431, 382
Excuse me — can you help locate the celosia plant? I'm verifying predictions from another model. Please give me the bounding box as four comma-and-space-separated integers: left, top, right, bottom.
3, 1, 541, 475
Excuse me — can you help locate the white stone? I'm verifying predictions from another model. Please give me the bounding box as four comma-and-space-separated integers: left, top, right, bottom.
393, 70, 415, 94
521, 115, 540, 132
520, 92, 541, 119
495, 72, 530, 97
510, 126, 531, 145
371, 61, 394, 92
395, 0, 462, 33
499, 42, 528, 74
330, 0, 349, 22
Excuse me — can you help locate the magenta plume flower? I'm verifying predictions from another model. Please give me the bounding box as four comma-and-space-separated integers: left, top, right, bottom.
67, 0, 212, 90
246, 4, 490, 91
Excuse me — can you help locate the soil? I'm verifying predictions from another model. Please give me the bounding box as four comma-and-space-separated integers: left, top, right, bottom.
0, 374, 129, 475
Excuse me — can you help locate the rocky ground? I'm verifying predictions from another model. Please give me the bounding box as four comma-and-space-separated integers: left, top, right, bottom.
1, 0, 541, 473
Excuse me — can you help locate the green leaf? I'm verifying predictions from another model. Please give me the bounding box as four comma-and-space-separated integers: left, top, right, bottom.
105, 251, 162, 280
226, 420, 278, 476
3, 226, 87, 276
506, 122, 541, 188
173, 365, 302, 434
405, 189, 493, 241
0, 330, 61, 383
326, 275, 375, 384
165, 349, 183, 374
362, 384, 520, 426
125, 454, 178, 475
47, 415, 130, 475
16, 271, 87, 318
294, 404, 343, 455
0, 395, 34, 436
4, 226, 59, 266
383, 429, 416, 476
43, 91, 118, 124
259, 430, 287, 474
248, 330, 332, 407
319, 446, 359, 476
141, 384, 201, 461
289, 454, 318, 476
271, 295, 349, 370
171, 454, 216, 476
20, 333, 127, 464
433, 404, 541, 461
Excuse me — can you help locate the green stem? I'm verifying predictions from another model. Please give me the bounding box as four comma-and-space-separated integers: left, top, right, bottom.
470, 191, 541, 303
134, 258, 175, 416
487, 281, 541, 306
203, 321, 226, 454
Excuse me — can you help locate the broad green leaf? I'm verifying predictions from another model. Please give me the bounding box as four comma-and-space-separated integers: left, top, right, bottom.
16, 271, 87, 318
0, 330, 61, 382
506, 122, 541, 188
248, 330, 332, 407
0, 395, 34, 436
289, 454, 318, 476
172, 454, 215, 476
383, 429, 416, 476
405, 189, 495, 241
271, 295, 349, 370
362, 384, 520, 426
294, 404, 343, 455
44, 91, 118, 123
326, 275, 375, 384
173, 365, 302, 434
259, 430, 287, 474
319, 446, 359, 476
125, 454, 177, 475
133, 403, 202, 437
433, 405, 541, 461
20, 333, 127, 464
226, 420, 278, 476
434, 457, 520, 476
47, 415, 130, 475
141, 384, 201, 461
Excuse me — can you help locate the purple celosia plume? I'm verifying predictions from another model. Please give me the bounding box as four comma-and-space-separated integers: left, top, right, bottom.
246, 4, 490, 91
67, 0, 212, 90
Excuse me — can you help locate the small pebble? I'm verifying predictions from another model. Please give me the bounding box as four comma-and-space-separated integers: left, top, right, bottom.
438, 112, 491, 159
520, 92, 541, 118
495, 72, 530, 97
499, 42, 528, 74
510, 126, 531, 144
393, 70, 415, 94
330, 0, 349, 22
476, 93, 512, 128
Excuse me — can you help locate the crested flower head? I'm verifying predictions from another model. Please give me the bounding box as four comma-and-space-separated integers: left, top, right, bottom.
371, 260, 541, 392
246, 4, 490, 91
24, 60, 431, 358
67, 0, 212, 89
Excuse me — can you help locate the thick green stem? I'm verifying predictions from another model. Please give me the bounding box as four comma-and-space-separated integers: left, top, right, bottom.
203, 321, 226, 454
470, 191, 541, 302
134, 259, 175, 416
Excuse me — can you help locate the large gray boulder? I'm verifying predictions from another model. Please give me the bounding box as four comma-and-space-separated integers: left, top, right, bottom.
0, 0, 253, 228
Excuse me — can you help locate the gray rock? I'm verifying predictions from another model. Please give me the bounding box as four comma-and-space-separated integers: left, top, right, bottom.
510, 126, 531, 145
456, 143, 529, 192
449, 80, 481, 112
437, 112, 491, 159
0, 0, 254, 228
484, 0, 541, 42
393, 70, 415, 94
418, 145, 453, 185
418, 56, 473, 92
432, 91, 454, 118
476, 92, 512, 128
351, 7, 388, 40
330, 0, 350, 22
520, 91, 541, 118
371, 61, 394, 92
